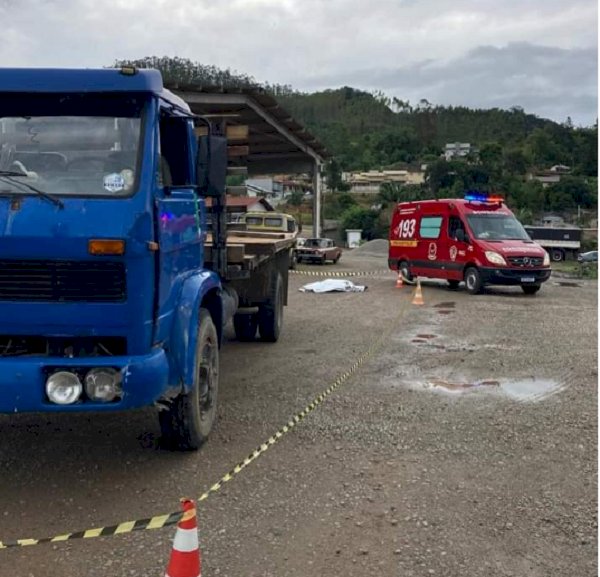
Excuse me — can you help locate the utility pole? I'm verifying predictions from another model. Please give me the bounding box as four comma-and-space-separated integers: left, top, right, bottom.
312, 161, 323, 237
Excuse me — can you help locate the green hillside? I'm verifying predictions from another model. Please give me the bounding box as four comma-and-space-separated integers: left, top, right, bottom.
277, 87, 596, 176
115, 57, 598, 227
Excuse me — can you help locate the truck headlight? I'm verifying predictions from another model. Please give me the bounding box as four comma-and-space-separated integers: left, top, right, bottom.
46, 371, 83, 405
485, 251, 507, 266
543, 251, 550, 266
84, 368, 122, 402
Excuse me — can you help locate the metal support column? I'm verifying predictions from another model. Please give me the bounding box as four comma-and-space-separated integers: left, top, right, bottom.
312, 161, 322, 238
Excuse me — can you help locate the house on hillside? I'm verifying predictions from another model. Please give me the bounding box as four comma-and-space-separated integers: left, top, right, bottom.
528, 171, 562, 188
444, 142, 477, 161
343, 170, 425, 193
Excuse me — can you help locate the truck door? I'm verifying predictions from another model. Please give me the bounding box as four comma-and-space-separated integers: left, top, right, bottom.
153, 112, 202, 343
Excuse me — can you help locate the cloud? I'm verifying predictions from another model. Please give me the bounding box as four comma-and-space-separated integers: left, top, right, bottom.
297, 43, 598, 125
0, 0, 596, 123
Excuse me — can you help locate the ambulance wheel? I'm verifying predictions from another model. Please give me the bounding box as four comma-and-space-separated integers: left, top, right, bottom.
258, 272, 283, 342
233, 313, 258, 341
521, 284, 541, 295
399, 261, 413, 282
447, 280, 460, 290
159, 309, 219, 451
464, 267, 483, 294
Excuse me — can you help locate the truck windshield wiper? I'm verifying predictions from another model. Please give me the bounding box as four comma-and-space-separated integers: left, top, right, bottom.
0, 173, 64, 209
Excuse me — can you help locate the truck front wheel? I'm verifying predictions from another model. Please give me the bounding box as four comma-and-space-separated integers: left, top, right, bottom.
159, 308, 219, 451
258, 272, 283, 342
550, 249, 564, 262
464, 267, 483, 294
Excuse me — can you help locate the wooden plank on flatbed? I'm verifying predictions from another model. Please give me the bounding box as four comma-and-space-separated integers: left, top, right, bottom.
205, 243, 246, 263
206, 232, 295, 258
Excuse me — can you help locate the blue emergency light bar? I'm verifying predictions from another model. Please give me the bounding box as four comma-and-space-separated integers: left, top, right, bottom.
464, 191, 504, 203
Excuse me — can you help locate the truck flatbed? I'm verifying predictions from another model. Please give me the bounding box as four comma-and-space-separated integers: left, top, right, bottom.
204, 230, 296, 279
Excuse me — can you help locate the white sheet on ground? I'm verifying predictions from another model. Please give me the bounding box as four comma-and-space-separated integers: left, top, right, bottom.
299, 279, 367, 293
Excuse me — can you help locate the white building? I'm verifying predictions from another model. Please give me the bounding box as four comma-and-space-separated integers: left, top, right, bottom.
444, 142, 476, 161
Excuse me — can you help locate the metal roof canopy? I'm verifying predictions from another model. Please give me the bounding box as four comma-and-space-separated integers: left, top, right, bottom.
166, 84, 329, 176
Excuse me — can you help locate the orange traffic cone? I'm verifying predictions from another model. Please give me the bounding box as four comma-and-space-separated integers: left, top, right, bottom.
395, 271, 404, 288
412, 278, 424, 306
165, 499, 201, 577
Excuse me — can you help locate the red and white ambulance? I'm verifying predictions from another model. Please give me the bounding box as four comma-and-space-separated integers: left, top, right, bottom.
388, 193, 552, 294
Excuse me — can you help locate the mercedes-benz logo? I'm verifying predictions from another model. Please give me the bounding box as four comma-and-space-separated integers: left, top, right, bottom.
523, 257, 530, 266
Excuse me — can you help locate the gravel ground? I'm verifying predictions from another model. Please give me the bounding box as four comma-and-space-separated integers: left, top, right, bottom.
0, 252, 596, 577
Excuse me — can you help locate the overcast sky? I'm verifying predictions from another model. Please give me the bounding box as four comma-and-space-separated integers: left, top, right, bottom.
0, 0, 597, 125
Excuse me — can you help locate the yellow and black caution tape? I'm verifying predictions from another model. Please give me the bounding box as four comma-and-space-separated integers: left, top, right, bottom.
0, 306, 405, 550
291, 269, 393, 277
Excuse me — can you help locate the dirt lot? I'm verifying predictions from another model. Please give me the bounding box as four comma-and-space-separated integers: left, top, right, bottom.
0, 251, 597, 577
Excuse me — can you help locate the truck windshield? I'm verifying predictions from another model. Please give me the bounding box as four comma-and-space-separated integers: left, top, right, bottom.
466, 214, 531, 241
0, 95, 144, 198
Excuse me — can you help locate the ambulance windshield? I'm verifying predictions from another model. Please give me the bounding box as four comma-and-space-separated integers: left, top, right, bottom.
466, 214, 531, 241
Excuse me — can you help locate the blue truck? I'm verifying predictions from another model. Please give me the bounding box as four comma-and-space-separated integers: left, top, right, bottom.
0, 67, 294, 449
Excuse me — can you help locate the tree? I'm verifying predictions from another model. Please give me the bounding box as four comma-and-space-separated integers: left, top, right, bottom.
287, 190, 305, 231
479, 142, 503, 174
503, 148, 528, 176
325, 159, 345, 192
113, 56, 258, 88
425, 159, 459, 195
546, 176, 597, 210
340, 206, 382, 240
379, 182, 430, 206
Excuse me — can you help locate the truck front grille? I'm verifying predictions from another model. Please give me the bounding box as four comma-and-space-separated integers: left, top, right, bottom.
507, 256, 544, 267
0, 260, 126, 302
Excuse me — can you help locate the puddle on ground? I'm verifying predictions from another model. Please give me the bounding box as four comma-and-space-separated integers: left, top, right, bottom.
556, 282, 580, 288
416, 334, 437, 339
500, 378, 565, 402
437, 310, 454, 315
419, 377, 564, 402
434, 302, 456, 309
426, 378, 500, 393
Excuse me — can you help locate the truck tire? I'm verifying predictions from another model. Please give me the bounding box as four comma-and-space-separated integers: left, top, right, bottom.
159, 309, 219, 451
333, 254, 340, 264
399, 260, 413, 282
464, 266, 483, 295
521, 284, 541, 295
289, 250, 297, 270
233, 313, 258, 341
550, 248, 564, 262
258, 271, 283, 342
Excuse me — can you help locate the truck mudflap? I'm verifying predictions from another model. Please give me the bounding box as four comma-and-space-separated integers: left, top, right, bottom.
479, 266, 552, 286
0, 349, 169, 413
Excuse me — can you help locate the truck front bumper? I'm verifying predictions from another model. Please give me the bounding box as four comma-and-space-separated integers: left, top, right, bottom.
479, 267, 552, 286
0, 348, 170, 413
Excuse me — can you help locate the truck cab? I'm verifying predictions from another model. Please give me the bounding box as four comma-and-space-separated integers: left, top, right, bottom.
0, 67, 234, 449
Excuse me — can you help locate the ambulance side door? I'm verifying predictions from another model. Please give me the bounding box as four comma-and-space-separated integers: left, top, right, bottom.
416, 214, 445, 279
446, 214, 470, 280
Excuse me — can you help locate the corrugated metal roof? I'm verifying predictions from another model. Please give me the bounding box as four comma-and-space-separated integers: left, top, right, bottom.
164, 83, 329, 168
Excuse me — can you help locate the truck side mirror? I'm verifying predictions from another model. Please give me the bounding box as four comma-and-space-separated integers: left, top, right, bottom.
196, 135, 227, 198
